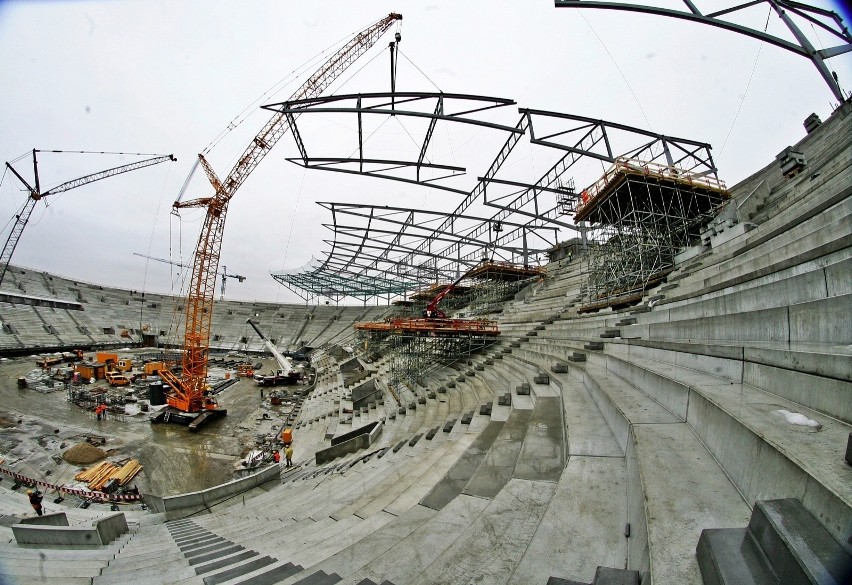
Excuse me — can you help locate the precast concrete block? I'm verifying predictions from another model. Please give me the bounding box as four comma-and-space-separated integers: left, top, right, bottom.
605, 356, 689, 421
749, 499, 852, 585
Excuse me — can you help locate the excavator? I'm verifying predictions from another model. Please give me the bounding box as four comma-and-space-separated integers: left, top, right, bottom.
155, 13, 403, 430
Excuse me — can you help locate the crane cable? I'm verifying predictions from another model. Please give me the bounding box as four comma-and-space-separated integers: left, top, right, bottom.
202, 16, 396, 156
719, 7, 772, 157
578, 12, 653, 133
396, 48, 441, 92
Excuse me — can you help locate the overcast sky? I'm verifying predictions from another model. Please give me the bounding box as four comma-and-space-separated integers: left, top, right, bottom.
1, 1, 850, 305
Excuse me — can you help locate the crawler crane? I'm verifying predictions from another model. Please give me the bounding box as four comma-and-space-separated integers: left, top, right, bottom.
156, 13, 403, 429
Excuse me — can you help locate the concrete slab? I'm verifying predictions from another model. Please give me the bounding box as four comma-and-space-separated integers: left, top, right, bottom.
328, 449, 435, 521
288, 511, 396, 570
413, 479, 557, 585
347, 495, 490, 585
419, 421, 504, 511
554, 370, 622, 457
464, 409, 532, 499
0, 559, 106, 578
287, 505, 435, 582
383, 434, 477, 517
512, 456, 627, 585
514, 397, 565, 482
686, 382, 852, 548
631, 423, 751, 584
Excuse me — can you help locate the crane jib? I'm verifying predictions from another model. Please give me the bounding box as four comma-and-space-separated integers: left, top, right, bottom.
172, 13, 402, 414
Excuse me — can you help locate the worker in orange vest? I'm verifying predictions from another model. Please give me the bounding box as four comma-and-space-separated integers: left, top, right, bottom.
95, 404, 107, 421
27, 489, 43, 516
272, 450, 280, 464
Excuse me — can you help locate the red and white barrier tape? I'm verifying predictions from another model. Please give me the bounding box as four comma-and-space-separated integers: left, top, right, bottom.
0, 466, 142, 502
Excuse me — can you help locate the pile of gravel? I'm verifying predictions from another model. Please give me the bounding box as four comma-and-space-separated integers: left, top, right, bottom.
62, 442, 106, 465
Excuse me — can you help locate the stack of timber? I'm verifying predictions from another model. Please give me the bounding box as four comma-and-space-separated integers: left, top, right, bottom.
74, 459, 143, 491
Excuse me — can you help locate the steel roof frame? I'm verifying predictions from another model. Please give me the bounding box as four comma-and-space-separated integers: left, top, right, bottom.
264, 91, 718, 302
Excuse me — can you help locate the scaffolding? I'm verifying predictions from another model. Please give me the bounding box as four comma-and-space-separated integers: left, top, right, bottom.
356, 320, 499, 390
463, 262, 544, 316
575, 158, 729, 308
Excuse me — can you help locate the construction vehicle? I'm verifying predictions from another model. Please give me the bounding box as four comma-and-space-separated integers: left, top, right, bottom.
422, 271, 468, 319
156, 13, 402, 430
35, 355, 63, 369
1, 151, 175, 287
95, 352, 132, 372
105, 371, 131, 387
63, 350, 85, 363
247, 319, 301, 386
143, 361, 169, 376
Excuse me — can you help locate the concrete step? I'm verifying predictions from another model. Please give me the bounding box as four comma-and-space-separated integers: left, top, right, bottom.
697, 498, 852, 585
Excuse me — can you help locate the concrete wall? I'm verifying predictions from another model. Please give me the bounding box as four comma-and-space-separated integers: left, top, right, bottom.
143, 463, 280, 514
316, 420, 383, 464
352, 379, 381, 409
12, 512, 127, 545
17, 511, 69, 527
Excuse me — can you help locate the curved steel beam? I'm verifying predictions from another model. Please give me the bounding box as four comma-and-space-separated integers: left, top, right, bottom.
554, 1, 851, 101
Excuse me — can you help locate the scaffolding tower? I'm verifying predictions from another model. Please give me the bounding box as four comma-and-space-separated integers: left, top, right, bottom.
463, 262, 544, 316
575, 158, 729, 308
357, 321, 499, 390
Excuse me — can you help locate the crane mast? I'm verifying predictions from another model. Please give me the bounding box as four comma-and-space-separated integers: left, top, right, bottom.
164, 13, 402, 415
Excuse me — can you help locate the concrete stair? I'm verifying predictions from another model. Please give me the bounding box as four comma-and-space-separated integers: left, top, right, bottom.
697, 498, 852, 585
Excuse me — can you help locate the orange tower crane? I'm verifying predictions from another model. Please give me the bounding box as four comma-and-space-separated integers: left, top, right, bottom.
160, 13, 403, 419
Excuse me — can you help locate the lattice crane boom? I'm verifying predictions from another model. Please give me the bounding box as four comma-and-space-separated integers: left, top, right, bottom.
1, 151, 176, 287
166, 13, 402, 414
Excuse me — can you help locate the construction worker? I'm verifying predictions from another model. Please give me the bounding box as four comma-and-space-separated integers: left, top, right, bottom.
285, 445, 293, 468
272, 450, 280, 464
95, 404, 107, 421
26, 489, 43, 516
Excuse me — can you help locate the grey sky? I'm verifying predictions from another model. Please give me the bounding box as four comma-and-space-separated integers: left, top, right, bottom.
1, 1, 849, 305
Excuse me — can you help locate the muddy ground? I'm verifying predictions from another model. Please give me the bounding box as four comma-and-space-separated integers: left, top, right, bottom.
0, 351, 305, 500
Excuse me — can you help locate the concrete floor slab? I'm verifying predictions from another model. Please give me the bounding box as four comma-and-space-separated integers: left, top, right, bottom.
345, 494, 490, 585
464, 409, 532, 498
288, 511, 396, 570
555, 371, 622, 457
419, 421, 504, 511
383, 433, 477, 517
414, 478, 558, 585
511, 456, 627, 584
333, 446, 447, 521
632, 423, 751, 584
514, 397, 565, 483
293, 505, 435, 582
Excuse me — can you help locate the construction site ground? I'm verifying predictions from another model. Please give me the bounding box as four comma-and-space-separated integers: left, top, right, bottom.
0, 351, 303, 506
